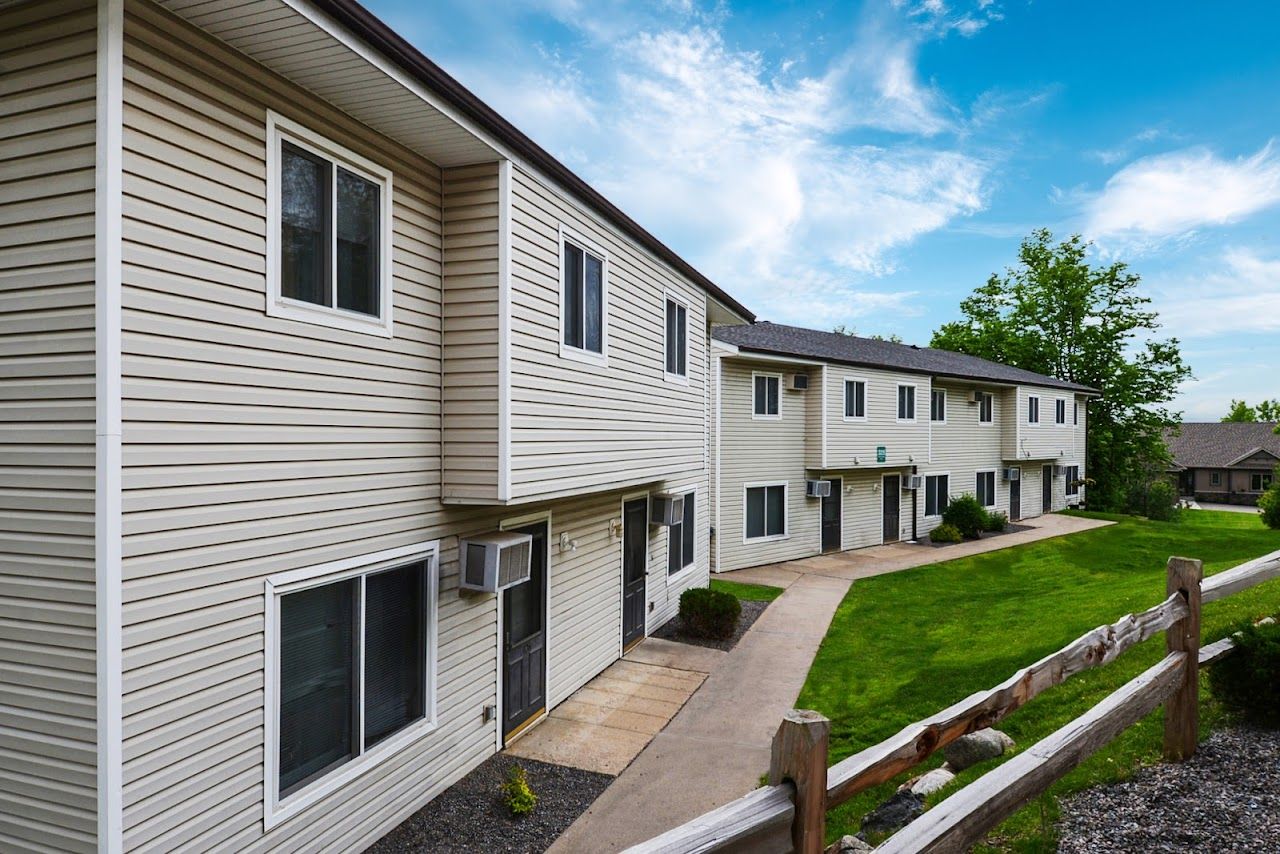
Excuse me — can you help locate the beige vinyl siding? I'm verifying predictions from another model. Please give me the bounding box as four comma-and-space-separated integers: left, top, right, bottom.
506, 164, 709, 502
823, 469, 897, 550
825, 365, 930, 468
805, 365, 824, 466
0, 1, 99, 850
1008, 386, 1077, 461
715, 358, 818, 571
441, 162, 501, 503
646, 475, 711, 631
914, 384, 1006, 537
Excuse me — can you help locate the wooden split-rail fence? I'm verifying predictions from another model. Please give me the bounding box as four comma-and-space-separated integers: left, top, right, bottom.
625, 548, 1280, 854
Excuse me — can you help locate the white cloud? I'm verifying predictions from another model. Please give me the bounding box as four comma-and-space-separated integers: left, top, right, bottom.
1154, 247, 1280, 338
1084, 142, 1280, 248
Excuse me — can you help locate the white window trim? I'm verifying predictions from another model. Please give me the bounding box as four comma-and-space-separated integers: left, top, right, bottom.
667, 485, 700, 581
1065, 465, 1081, 497
842, 377, 868, 421
896, 383, 917, 423
978, 391, 994, 426
557, 224, 609, 366
975, 468, 998, 508
1027, 395, 1040, 426
1055, 398, 1067, 425
1073, 400, 1080, 427
662, 289, 690, 385
265, 111, 394, 338
263, 540, 440, 829
752, 371, 782, 421
930, 388, 947, 424
742, 481, 789, 543
923, 471, 951, 519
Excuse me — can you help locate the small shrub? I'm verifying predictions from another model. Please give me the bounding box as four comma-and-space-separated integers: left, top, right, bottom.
984, 510, 1008, 533
929, 523, 963, 544
942, 494, 987, 539
502, 764, 538, 817
1207, 618, 1280, 727
679, 587, 741, 640
1259, 472, 1280, 530
1145, 480, 1181, 522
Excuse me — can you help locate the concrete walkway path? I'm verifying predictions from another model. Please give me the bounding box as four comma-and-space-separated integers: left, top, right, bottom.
548, 512, 1112, 852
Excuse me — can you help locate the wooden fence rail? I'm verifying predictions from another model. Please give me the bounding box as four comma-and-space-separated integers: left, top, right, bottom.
624, 548, 1280, 854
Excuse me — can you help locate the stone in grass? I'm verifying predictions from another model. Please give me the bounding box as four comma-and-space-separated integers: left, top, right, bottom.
942, 728, 1015, 771
827, 835, 874, 853
860, 790, 925, 836
899, 766, 956, 795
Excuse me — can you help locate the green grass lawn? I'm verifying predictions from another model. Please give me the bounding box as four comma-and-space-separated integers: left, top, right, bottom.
795, 509, 1280, 851
710, 578, 786, 602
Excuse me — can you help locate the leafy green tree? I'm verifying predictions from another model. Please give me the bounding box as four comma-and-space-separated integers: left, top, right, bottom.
931, 229, 1191, 511
871, 333, 904, 343
1255, 399, 1280, 422
1223, 399, 1260, 422
832, 324, 856, 336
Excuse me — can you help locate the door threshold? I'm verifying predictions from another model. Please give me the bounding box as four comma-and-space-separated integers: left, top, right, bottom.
623, 635, 645, 655
503, 709, 547, 746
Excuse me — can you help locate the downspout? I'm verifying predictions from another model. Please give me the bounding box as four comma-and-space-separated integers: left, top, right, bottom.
911, 464, 919, 542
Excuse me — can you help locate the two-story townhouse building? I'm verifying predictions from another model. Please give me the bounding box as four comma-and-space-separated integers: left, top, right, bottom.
710, 324, 1096, 573
0, 1, 754, 851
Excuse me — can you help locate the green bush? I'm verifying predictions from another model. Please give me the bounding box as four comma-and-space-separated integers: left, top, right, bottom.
679, 587, 741, 640
1259, 471, 1280, 530
984, 510, 1008, 533
502, 764, 538, 817
929, 523, 963, 543
1207, 618, 1280, 727
942, 494, 987, 539
1145, 480, 1181, 521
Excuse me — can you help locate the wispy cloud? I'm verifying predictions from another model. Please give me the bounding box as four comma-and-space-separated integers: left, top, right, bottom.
1153, 247, 1280, 338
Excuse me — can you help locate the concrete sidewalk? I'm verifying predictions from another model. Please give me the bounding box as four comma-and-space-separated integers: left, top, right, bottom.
548, 513, 1112, 852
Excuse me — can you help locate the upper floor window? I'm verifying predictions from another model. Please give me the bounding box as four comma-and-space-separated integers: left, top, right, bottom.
665, 296, 688, 379
561, 235, 605, 358
753, 374, 780, 419
1027, 396, 1040, 424
978, 392, 994, 424
930, 389, 946, 423
1055, 399, 1066, 424
268, 113, 392, 337
924, 474, 949, 518
745, 484, 787, 540
897, 384, 916, 421
668, 491, 696, 574
844, 379, 866, 419
1074, 401, 1079, 425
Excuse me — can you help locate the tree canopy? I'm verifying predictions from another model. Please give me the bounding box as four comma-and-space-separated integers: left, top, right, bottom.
931, 229, 1191, 511
1222, 399, 1280, 422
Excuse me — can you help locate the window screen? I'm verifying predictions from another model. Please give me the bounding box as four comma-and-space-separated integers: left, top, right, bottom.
363, 563, 426, 748
280, 142, 330, 307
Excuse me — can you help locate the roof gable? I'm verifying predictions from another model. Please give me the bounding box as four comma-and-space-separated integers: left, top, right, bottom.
1165, 422, 1280, 469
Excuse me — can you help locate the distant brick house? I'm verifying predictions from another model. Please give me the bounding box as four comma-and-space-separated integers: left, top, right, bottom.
1166, 422, 1280, 505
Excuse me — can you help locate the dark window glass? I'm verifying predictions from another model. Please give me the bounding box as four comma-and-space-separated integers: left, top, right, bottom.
845, 381, 865, 418
976, 471, 995, 506
279, 579, 356, 796
979, 392, 993, 423
1066, 467, 1080, 496
931, 389, 946, 422
1055, 399, 1066, 424
676, 302, 687, 375
280, 143, 330, 307
363, 563, 425, 748
926, 475, 949, 517
584, 253, 603, 353
768, 377, 779, 414
898, 386, 915, 420
1073, 402, 1079, 425
563, 244, 584, 349
1028, 397, 1039, 423
754, 376, 778, 416
666, 300, 687, 376
336, 167, 379, 316
765, 485, 785, 536
668, 492, 696, 573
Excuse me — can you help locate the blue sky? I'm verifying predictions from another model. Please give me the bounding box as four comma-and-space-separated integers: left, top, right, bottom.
367, 0, 1280, 421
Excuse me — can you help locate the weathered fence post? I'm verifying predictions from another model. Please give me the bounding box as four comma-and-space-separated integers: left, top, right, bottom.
1164, 556, 1203, 761
769, 709, 830, 854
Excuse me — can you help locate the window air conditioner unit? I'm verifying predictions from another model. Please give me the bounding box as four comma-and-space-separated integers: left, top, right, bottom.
787, 373, 809, 391
650, 492, 685, 527
968, 390, 981, 405
902, 475, 923, 490
1002, 467, 1021, 482
459, 531, 533, 593
805, 479, 831, 498
1053, 465, 1065, 477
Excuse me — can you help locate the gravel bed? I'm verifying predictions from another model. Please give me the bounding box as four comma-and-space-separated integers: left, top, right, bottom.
369, 754, 612, 854
924, 523, 1033, 547
1056, 725, 1280, 853
651, 598, 769, 651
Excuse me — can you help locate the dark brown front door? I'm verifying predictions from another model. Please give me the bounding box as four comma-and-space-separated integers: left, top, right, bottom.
1009, 472, 1022, 521
503, 522, 547, 742
1042, 465, 1054, 513
622, 498, 647, 651
821, 479, 842, 552
882, 475, 900, 543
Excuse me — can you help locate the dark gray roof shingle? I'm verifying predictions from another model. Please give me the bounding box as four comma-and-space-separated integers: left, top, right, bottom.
712, 322, 1098, 393
1163, 422, 1280, 469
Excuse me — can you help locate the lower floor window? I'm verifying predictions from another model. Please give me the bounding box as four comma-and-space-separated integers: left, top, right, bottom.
1252, 472, 1274, 492
746, 484, 786, 539
277, 557, 432, 800
925, 474, 949, 518
668, 491, 696, 573
975, 471, 996, 507
1065, 466, 1081, 496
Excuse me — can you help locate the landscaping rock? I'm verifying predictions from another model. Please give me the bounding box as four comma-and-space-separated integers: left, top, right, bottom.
900, 766, 956, 795
827, 835, 874, 853
942, 728, 1014, 771
860, 790, 924, 836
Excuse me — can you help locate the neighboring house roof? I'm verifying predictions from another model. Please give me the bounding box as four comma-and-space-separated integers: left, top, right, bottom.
711, 322, 1099, 394
1164, 422, 1280, 469
312, 0, 754, 323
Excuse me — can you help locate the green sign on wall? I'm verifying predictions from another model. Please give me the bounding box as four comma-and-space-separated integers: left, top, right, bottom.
876, 445, 886, 463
